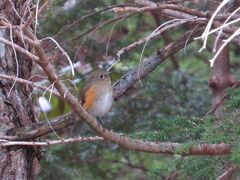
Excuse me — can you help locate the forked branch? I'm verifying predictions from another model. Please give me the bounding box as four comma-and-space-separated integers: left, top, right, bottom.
10, 29, 233, 156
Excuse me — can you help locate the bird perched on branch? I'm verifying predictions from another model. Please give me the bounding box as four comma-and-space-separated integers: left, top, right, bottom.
79, 69, 113, 118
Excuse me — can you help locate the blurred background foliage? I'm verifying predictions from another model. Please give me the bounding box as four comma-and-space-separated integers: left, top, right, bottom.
37, 0, 240, 179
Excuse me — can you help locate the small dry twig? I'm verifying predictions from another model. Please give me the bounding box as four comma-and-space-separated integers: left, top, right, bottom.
0, 136, 104, 147
0, 74, 60, 97
217, 166, 237, 180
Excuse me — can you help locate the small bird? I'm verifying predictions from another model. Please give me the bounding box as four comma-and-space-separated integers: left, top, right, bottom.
79, 69, 113, 118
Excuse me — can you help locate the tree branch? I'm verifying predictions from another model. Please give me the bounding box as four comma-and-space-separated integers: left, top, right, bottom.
113, 28, 202, 99
0, 74, 60, 97
217, 166, 237, 180
0, 36, 38, 61
0, 136, 104, 147
15, 28, 201, 139
0, 20, 234, 156
8, 29, 233, 156
116, 18, 205, 58
65, 4, 207, 42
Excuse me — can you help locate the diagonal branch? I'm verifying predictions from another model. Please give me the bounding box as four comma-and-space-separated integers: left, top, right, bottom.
116, 18, 205, 58
0, 74, 60, 97
0, 36, 38, 61
65, 4, 207, 42
53, 4, 139, 39
217, 166, 237, 180
16, 29, 201, 140
0, 136, 104, 147
1, 24, 233, 156
113, 28, 202, 99
11, 29, 233, 156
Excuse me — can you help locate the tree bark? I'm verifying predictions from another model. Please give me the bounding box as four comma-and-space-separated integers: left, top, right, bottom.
0, 1, 40, 179
208, 0, 237, 118
209, 40, 236, 118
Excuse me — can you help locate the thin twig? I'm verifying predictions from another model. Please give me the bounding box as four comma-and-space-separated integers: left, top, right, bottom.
213, 7, 240, 52
53, 4, 138, 39
116, 18, 204, 58
64, 15, 130, 43
64, 4, 207, 43
209, 28, 240, 67
22, 0, 49, 30
217, 166, 237, 180
14, 29, 231, 157
0, 136, 104, 147
0, 36, 39, 61
41, 37, 75, 76
137, 17, 197, 86
0, 74, 60, 97
199, 0, 231, 52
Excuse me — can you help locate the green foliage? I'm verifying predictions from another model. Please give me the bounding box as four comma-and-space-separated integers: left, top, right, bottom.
131, 116, 204, 143
231, 146, 240, 166
226, 88, 240, 111
180, 156, 216, 180
149, 156, 180, 179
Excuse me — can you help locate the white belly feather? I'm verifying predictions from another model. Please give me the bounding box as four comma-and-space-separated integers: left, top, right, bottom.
89, 92, 113, 117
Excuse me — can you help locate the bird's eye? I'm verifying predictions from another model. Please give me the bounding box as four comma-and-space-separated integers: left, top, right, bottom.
99, 74, 104, 79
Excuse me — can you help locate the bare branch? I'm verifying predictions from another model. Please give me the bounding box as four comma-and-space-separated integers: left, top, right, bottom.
217, 166, 237, 180
199, 0, 231, 52
66, 4, 207, 42
10, 29, 233, 157
0, 74, 60, 97
41, 37, 75, 76
0, 36, 38, 61
113, 28, 202, 100
16, 29, 201, 139
2, 5, 235, 156
16, 112, 77, 139
53, 4, 138, 39
0, 136, 104, 147
22, 0, 49, 30
65, 14, 131, 43
116, 18, 205, 58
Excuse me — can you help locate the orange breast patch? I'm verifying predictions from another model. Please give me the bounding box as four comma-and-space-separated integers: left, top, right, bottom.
83, 85, 96, 110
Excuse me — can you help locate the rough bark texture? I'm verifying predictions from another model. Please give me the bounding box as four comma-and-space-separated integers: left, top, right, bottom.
209, 41, 235, 118
207, 0, 238, 118
0, 1, 39, 179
